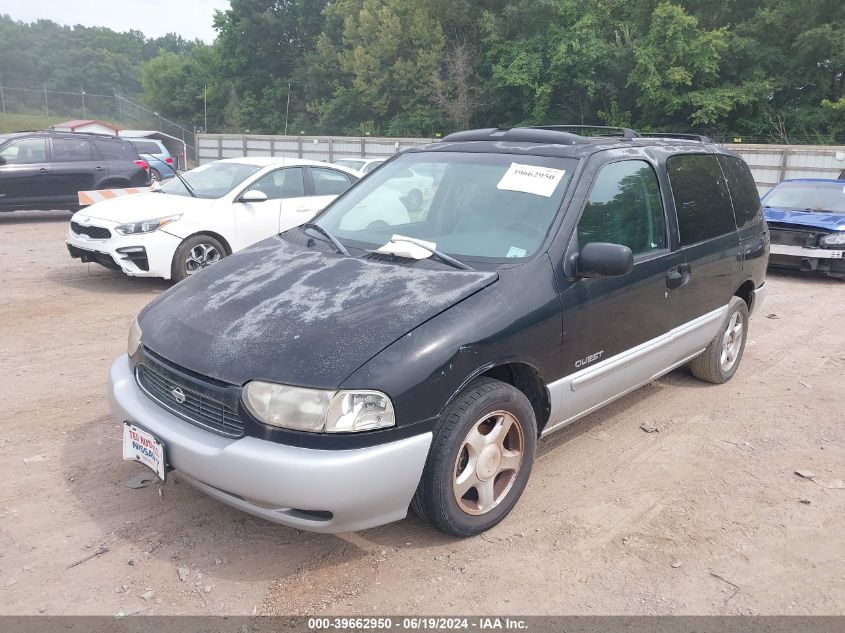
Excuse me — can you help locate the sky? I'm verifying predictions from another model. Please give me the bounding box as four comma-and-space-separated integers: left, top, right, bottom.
0, 0, 232, 42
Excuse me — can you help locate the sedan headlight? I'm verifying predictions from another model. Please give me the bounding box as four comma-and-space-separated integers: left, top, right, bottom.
127, 317, 142, 357
242, 381, 395, 433
115, 215, 181, 235
820, 232, 845, 247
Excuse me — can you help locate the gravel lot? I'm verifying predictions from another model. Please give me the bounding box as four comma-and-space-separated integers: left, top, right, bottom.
1, 209, 844, 616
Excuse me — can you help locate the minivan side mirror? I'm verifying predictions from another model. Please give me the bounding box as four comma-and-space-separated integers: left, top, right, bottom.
0, 156, 6, 166
576, 242, 634, 278
240, 189, 268, 203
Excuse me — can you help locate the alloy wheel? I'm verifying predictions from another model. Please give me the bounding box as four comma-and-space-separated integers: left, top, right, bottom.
185, 243, 221, 275
453, 410, 525, 516
720, 310, 744, 372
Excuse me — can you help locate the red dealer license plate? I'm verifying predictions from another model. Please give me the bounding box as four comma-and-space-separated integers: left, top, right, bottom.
122, 423, 166, 481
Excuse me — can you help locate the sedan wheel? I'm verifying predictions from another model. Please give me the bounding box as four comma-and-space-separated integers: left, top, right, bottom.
185, 243, 221, 275
172, 234, 227, 282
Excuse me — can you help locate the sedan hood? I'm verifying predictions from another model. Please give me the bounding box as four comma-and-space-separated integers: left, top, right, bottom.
138, 236, 498, 388
765, 206, 845, 232
78, 192, 214, 224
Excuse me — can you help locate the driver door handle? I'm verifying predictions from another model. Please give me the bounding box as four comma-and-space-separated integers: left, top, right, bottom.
666, 264, 691, 290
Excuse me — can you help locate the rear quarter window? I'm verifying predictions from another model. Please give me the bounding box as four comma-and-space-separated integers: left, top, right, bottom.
94, 139, 139, 161
717, 155, 761, 228
131, 141, 163, 155
667, 154, 737, 246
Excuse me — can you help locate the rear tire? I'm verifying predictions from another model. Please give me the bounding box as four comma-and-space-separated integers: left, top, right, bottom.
171, 234, 226, 283
690, 296, 749, 384
412, 378, 537, 537
150, 168, 161, 183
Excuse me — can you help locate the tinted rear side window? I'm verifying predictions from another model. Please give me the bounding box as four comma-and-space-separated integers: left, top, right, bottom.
717, 155, 761, 228
131, 141, 163, 154
667, 154, 736, 246
94, 139, 138, 161
53, 138, 94, 162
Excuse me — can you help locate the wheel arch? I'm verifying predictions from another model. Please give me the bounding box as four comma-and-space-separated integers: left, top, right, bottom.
443, 361, 551, 436
733, 278, 756, 311
179, 230, 233, 255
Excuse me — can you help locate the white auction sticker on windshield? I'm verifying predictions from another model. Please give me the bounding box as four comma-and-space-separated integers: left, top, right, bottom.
497, 163, 565, 197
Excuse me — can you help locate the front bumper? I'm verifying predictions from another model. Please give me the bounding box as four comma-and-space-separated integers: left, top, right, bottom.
66, 221, 180, 279
109, 355, 432, 533
769, 244, 843, 259
752, 282, 767, 314
768, 244, 845, 277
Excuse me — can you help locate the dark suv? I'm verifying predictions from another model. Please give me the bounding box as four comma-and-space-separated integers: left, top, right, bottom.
111, 126, 769, 537
0, 130, 150, 212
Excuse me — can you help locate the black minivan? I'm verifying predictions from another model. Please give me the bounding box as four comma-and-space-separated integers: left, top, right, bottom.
111, 127, 769, 536
0, 130, 150, 212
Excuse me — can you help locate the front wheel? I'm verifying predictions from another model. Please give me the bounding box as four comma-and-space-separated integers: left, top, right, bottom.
412, 378, 537, 537
171, 234, 226, 282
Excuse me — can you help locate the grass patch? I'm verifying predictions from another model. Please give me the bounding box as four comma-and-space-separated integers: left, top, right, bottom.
0, 112, 66, 134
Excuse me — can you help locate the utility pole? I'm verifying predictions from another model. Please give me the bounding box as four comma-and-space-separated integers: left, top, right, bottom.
0, 84, 5, 116
204, 84, 208, 133
43, 84, 49, 118
284, 82, 291, 137
81, 88, 86, 118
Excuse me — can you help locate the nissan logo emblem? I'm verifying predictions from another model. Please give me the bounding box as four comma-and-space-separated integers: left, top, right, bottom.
171, 387, 186, 404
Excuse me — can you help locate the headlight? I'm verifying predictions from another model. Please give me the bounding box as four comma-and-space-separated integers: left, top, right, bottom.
242, 381, 395, 433
115, 215, 181, 235
127, 317, 142, 357
820, 232, 845, 247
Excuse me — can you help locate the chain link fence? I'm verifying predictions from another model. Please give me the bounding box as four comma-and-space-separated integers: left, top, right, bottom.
0, 84, 197, 164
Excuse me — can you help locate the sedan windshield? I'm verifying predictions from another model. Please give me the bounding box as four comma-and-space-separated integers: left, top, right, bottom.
159, 161, 262, 199
764, 181, 845, 214
315, 151, 576, 262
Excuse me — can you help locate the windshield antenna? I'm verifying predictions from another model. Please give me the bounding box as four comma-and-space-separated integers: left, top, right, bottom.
148, 154, 196, 198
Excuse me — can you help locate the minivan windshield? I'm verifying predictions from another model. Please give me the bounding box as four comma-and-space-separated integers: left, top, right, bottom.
764, 181, 845, 214
315, 152, 576, 261
159, 161, 262, 199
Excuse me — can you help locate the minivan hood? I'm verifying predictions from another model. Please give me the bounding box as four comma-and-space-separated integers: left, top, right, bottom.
78, 192, 214, 224
138, 236, 498, 388
764, 206, 845, 232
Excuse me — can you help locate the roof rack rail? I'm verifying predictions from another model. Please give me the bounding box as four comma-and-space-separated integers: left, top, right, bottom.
638, 132, 714, 143
9, 129, 120, 138
528, 125, 641, 139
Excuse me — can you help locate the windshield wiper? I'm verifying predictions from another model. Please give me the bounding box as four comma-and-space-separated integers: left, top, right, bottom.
380, 235, 474, 271
301, 223, 351, 257
146, 154, 197, 198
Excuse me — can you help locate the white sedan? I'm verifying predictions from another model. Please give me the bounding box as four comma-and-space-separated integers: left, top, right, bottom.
66, 157, 358, 281
333, 158, 385, 176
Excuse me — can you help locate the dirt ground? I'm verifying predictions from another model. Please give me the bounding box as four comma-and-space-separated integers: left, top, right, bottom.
0, 209, 843, 616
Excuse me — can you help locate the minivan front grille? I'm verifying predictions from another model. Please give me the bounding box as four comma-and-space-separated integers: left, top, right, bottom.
136, 362, 244, 438
71, 221, 111, 240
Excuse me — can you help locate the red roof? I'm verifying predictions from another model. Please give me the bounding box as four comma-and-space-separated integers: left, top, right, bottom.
53, 119, 118, 132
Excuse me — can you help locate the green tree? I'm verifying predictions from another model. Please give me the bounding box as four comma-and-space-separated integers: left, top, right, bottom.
311, 0, 447, 135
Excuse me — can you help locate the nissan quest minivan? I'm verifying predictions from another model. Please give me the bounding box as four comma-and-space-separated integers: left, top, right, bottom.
111, 126, 769, 537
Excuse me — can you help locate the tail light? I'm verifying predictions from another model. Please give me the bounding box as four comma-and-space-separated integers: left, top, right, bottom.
165, 157, 174, 165
134, 160, 149, 170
